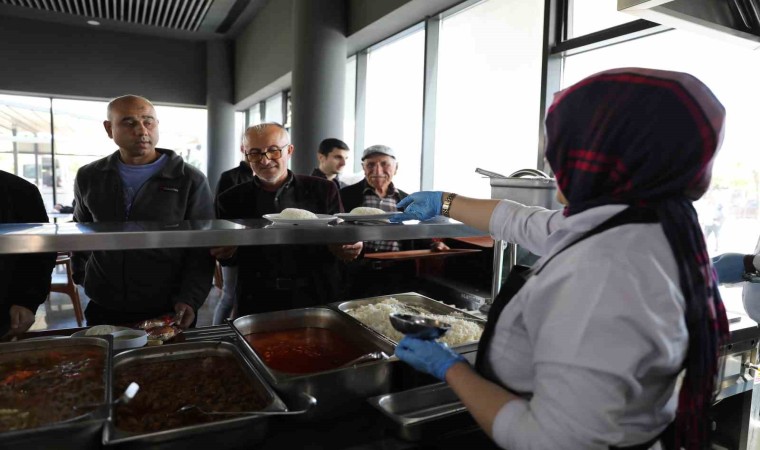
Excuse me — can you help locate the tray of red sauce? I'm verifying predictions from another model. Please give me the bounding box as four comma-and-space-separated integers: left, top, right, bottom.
230, 307, 397, 418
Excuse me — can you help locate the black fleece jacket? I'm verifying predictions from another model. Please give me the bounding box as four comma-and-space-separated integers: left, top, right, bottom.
73, 149, 214, 315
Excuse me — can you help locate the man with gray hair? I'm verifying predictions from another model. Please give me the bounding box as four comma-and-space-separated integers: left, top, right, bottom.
212, 123, 361, 316
340, 145, 447, 297
73, 94, 215, 328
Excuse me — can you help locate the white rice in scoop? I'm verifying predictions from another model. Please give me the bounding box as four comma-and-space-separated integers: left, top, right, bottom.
347, 298, 482, 346
350, 207, 385, 215
279, 208, 318, 219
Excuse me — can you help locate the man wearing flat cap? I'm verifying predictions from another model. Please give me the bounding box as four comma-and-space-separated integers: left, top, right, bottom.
340, 145, 447, 297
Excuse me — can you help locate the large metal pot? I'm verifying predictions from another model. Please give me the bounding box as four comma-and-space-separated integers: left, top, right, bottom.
480, 168, 562, 209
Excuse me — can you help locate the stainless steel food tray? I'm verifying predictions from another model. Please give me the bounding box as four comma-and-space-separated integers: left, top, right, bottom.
367, 382, 477, 441
328, 292, 486, 353
230, 307, 397, 419
104, 341, 288, 450
0, 337, 112, 450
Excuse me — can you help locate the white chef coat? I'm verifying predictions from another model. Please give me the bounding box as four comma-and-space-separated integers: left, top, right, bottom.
742, 235, 760, 321
486, 200, 688, 450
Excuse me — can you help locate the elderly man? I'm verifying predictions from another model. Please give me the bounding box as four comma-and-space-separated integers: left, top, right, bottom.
0, 171, 56, 338
213, 123, 360, 316
311, 138, 350, 190
340, 145, 447, 297
73, 95, 214, 328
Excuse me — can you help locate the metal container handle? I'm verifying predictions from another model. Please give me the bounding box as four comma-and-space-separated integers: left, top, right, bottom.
507, 168, 551, 179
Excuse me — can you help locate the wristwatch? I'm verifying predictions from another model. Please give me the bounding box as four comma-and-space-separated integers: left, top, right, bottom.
442, 193, 457, 218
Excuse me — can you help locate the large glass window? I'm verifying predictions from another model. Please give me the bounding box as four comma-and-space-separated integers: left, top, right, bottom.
365, 26, 425, 193
344, 56, 357, 152
569, 0, 636, 39
1, 93, 208, 211
248, 104, 262, 126
0, 94, 54, 210
153, 105, 207, 173
265, 92, 284, 125
562, 29, 760, 314
433, 0, 545, 198
52, 98, 113, 207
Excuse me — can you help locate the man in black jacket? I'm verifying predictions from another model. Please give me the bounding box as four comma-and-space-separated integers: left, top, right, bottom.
311, 138, 350, 190
212, 123, 361, 316
0, 171, 56, 337
73, 95, 214, 327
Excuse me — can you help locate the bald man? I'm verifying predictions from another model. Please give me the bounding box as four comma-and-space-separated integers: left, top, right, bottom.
73, 95, 214, 328
212, 123, 361, 316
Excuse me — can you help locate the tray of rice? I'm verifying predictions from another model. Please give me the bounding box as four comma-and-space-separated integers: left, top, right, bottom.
328, 293, 485, 351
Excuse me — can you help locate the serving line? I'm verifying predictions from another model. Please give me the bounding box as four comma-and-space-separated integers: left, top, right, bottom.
0, 217, 485, 254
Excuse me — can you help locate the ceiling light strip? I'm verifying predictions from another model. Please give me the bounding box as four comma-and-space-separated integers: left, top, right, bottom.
178, 0, 197, 30
159, 0, 171, 27
148, 0, 157, 25
165, 0, 178, 28
168, 0, 185, 28
191, 0, 212, 32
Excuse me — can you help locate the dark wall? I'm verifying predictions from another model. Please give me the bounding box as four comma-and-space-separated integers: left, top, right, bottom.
348, 0, 410, 35
0, 16, 206, 105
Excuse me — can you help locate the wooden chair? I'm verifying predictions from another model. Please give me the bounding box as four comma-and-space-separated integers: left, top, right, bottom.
50, 252, 84, 326
214, 261, 224, 290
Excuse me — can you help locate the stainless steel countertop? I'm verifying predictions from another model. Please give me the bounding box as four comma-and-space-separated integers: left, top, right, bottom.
0, 217, 486, 254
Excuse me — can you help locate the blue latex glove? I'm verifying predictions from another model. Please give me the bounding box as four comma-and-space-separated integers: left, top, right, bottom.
388, 191, 444, 223
394, 336, 467, 381
712, 253, 746, 284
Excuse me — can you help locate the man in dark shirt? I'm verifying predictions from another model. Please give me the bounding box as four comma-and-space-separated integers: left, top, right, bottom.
212, 123, 361, 316
311, 138, 350, 190
0, 170, 56, 337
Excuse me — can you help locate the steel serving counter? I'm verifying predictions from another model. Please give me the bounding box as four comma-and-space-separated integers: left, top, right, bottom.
0, 217, 484, 254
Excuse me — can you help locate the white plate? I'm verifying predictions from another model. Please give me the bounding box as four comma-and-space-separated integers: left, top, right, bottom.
71, 326, 131, 338
335, 212, 402, 221
111, 329, 148, 350
262, 213, 336, 225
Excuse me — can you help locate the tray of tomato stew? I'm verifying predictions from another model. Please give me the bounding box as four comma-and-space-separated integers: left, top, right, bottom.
0, 337, 112, 450
229, 307, 396, 419
103, 341, 288, 450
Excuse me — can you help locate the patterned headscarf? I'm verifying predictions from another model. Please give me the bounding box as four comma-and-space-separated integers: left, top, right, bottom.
545, 68, 728, 449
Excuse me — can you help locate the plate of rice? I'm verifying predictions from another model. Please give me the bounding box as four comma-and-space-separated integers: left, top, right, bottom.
263, 208, 336, 225
335, 207, 402, 222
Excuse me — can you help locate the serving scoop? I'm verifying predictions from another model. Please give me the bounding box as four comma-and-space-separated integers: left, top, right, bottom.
177, 392, 317, 417
389, 313, 451, 340
338, 351, 388, 368
74, 382, 139, 411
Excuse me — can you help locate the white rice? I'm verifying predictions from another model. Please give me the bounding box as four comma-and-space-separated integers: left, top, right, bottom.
279, 208, 318, 219
350, 207, 385, 215
85, 324, 118, 336
347, 298, 482, 346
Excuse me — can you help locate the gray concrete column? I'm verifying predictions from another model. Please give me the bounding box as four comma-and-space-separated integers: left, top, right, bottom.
290, 0, 347, 175
206, 39, 237, 193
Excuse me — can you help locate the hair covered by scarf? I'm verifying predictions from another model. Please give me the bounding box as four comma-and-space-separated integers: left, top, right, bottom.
545, 68, 728, 449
